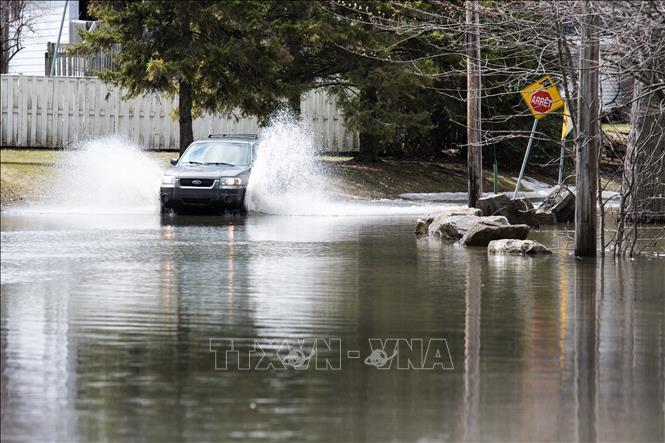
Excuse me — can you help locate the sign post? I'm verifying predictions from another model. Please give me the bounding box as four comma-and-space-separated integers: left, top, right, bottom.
559, 102, 573, 184
513, 76, 564, 198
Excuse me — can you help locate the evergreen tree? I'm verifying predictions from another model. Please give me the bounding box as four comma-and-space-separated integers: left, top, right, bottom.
76, 0, 290, 155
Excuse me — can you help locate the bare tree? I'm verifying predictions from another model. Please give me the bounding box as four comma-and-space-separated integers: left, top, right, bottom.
0, 0, 37, 74
341, 0, 664, 255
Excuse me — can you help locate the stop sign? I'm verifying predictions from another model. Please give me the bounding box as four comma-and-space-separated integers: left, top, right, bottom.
530, 90, 554, 114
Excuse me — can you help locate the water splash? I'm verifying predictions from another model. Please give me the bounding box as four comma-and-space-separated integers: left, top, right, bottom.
5, 120, 451, 217
12, 137, 163, 214
246, 114, 451, 216
245, 114, 327, 214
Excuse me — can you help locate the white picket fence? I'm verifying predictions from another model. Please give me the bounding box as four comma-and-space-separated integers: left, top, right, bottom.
0, 75, 359, 151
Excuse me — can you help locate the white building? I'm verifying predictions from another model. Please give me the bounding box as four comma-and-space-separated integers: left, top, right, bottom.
5, 0, 93, 76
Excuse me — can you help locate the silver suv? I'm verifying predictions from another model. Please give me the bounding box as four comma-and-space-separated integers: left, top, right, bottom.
159, 134, 258, 213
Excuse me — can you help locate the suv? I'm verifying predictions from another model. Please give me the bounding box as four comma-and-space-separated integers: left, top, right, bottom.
160, 134, 258, 213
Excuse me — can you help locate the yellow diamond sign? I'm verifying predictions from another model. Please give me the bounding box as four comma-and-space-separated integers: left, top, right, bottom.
520, 76, 564, 119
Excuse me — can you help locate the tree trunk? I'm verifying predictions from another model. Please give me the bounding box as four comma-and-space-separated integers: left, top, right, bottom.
179, 79, 193, 156
356, 130, 379, 163
287, 94, 301, 119
574, 2, 600, 257
1, 4, 8, 74
466, 0, 483, 208
622, 78, 665, 224
354, 86, 380, 163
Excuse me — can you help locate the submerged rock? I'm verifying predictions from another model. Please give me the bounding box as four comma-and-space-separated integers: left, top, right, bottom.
430, 215, 509, 240
539, 186, 575, 223
462, 221, 530, 246
415, 207, 481, 237
531, 208, 557, 225
487, 239, 552, 255
415, 216, 435, 237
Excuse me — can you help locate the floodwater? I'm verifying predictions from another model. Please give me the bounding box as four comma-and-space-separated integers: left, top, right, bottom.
1, 212, 663, 443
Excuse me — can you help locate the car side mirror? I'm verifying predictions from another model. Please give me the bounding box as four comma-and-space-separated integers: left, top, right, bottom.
170, 158, 178, 166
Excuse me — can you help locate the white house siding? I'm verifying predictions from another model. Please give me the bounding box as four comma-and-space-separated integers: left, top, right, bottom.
8, 1, 79, 76
0, 75, 359, 151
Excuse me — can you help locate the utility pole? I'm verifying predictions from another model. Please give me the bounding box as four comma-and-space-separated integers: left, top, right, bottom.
575, 1, 600, 257
466, 0, 482, 208
50, 0, 69, 76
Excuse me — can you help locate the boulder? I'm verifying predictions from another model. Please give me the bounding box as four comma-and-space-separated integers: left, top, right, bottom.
502, 197, 538, 226
431, 215, 509, 239
462, 221, 531, 247
477, 194, 538, 226
530, 208, 557, 225
415, 216, 435, 237
415, 207, 481, 237
487, 239, 552, 255
539, 186, 575, 222
477, 194, 511, 216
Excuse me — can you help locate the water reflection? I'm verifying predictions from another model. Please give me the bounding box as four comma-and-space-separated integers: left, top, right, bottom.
1, 213, 663, 442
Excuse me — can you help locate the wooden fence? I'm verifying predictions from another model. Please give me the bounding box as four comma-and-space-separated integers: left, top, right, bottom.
45, 43, 120, 77
0, 75, 359, 151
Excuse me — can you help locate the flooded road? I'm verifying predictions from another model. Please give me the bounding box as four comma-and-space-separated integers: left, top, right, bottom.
1, 212, 663, 442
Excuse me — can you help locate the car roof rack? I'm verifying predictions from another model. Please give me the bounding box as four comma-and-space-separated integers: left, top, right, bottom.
208, 133, 258, 139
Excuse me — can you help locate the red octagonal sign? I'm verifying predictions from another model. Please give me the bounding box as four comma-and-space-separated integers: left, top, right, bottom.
530, 90, 554, 114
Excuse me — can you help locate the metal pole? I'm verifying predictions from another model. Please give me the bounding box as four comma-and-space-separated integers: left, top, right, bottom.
50, 0, 69, 76
558, 139, 566, 184
513, 118, 538, 199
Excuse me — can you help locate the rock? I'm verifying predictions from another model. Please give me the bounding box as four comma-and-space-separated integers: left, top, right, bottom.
415, 207, 482, 237
487, 239, 552, 255
431, 215, 509, 239
539, 185, 575, 222
462, 221, 531, 247
415, 216, 434, 237
477, 194, 511, 216
477, 194, 538, 226
502, 197, 538, 226
530, 208, 557, 225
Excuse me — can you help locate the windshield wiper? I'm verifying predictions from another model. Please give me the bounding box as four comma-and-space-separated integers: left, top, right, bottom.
185, 161, 205, 165
204, 162, 236, 166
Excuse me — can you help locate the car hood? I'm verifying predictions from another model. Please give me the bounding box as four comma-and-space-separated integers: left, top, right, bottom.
165, 164, 250, 179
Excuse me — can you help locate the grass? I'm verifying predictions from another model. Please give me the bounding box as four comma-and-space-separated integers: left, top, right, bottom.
1, 148, 558, 206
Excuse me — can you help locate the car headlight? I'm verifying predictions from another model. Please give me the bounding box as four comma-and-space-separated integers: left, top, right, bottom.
161, 175, 175, 186
221, 177, 242, 186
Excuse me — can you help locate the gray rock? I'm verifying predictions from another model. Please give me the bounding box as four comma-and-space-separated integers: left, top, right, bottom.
431, 215, 509, 239
487, 239, 552, 255
415, 207, 482, 237
415, 216, 434, 237
530, 208, 557, 225
477, 194, 539, 226
477, 194, 511, 216
462, 221, 531, 247
539, 186, 575, 222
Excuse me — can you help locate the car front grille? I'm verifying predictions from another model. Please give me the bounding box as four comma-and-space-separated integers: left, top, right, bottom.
179, 178, 215, 187
182, 198, 211, 205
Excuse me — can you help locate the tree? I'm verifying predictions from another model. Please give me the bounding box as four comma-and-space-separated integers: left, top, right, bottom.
76, 1, 291, 155
607, 1, 665, 255
271, 1, 437, 162
0, 0, 38, 73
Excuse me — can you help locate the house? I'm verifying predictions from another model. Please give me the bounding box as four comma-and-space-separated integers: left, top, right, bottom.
2, 0, 94, 75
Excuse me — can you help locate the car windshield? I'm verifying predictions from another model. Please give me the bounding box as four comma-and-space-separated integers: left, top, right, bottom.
179, 141, 251, 166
